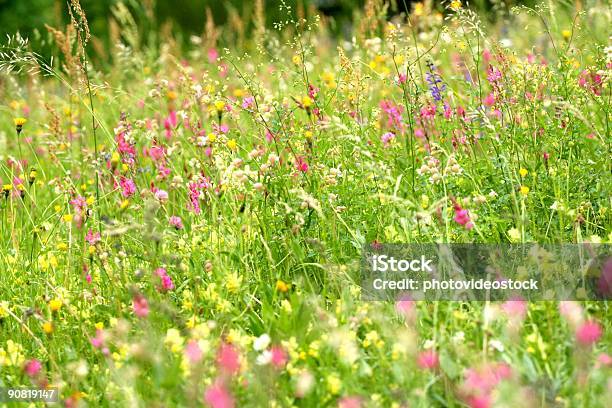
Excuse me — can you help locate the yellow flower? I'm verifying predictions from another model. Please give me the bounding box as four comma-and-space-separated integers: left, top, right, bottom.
214, 100, 226, 112
276, 280, 289, 293
63, 214, 73, 223
0, 301, 8, 318
14, 117, 27, 127
42, 321, 54, 334
292, 54, 301, 65
49, 299, 63, 312
561, 30, 571, 41
164, 328, 185, 354
95, 322, 104, 330
226, 272, 242, 294
301, 96, 312, 108
414, 2, 424, 16
207, 133, 216, 143
450, 0, 462, 11
519, 185, 530, 196
507, 227, 521, 243
226, 139, 237, 151
304, 130, 313, 139
326, 374, 342, 395
519, 168, 528, 178
56, 242, 68, 251
120, 199, 130, 210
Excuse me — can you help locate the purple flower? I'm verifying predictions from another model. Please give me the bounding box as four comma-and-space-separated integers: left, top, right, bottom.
425, 62, 446, 102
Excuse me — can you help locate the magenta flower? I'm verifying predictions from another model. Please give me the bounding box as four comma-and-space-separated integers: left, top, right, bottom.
466, 394, 492, 408
575, 320, 603, 346
155, 189, 169, 202
381, 132, 395, 147
395, 295, 416, 322
338, 396, 362, 408
295, 156, 309, 173
132, 295, 149, 318
461, 362, 512, 403
597, 353, 612, 367
204, 381, 234, 408
185, 340, 203, 364
90, 329, 105, 349
24, 359, 42, 377
270, 346, 288, 369
216, 342, 241, 375
417, 350, 439, 370
85, 229, 101, 245
501, 299, 528, 321
453, 204, 474, 230
169, 216, 184, 230
119, 177, 136, 197
379, 100, 404, 131
164, 111, 178, 138
155, 268, 174, 291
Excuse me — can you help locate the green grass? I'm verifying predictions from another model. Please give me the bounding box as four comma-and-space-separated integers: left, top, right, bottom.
0, 0, 610, 406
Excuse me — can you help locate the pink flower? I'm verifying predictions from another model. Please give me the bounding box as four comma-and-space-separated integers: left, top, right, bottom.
132, 295, 149, 318
188, 179, 211, 214
381, 132, 395, 147
155, 268, 174, 291
169, 216, 184, 230
466, 395, 492, 408
453, 204, 474, 230
85, 229, 101, 245
559, 301, 583, 327
483, 92, 496, 107
295, 156, 309, 173
216, 343, 241, 375
379, 100, 404, 131
119, 177, 136, 197
270, 346, 288, 369
597, 257, 612, 297
148, 145, 165, 161
501, 299, 528, 320
90, 329, 105, 349
204, 381, 234, 408
395, 295, 416, 321
241, 96, 255, 109
575, 320, 603, 346
417, 350, 439, 370
462, 362, 512, 398
338, 396, 362, 408
597, 353, 612, 367
164, 111, 178, 138
486, 66, 502, 83
185, 340, 203, 364
24, 359, 42, 377
207, 48, 219, 63
155, 189, 169, 202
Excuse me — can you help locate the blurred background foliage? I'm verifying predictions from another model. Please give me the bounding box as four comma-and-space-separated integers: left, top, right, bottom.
0, 0, 540, 64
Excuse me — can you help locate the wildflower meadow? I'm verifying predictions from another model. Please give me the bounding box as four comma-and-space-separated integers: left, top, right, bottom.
0, 0, 610, 406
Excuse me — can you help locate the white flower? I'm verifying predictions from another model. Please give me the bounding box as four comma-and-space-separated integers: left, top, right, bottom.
256, 350, 272, 365
253, 333, 271, 351
489, 339, 505, 352
452, 331, 465, 344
